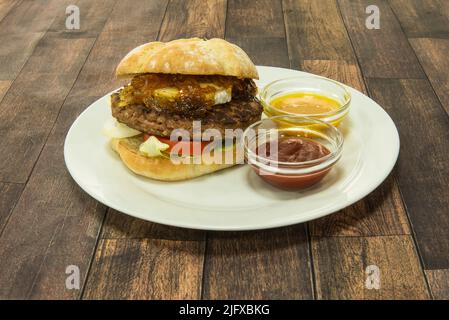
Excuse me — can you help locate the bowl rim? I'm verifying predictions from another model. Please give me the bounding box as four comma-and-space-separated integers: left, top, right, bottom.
259, 75, 352, 118
242, 115, 344, 171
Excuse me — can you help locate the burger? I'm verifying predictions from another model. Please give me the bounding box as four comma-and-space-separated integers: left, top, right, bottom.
104, 38, 263, 181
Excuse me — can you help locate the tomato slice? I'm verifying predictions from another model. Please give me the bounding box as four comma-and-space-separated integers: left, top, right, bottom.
143, 134, 210, 156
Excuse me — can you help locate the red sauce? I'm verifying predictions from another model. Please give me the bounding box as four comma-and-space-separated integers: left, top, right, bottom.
253, 137, 333, 190
258, 137, 330, 163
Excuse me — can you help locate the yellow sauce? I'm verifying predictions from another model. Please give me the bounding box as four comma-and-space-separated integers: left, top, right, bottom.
271, 92, 341, 115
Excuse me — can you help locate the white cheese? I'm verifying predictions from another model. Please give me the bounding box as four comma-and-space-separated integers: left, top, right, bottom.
139, 136, 169, 157
214, 88, 232, 105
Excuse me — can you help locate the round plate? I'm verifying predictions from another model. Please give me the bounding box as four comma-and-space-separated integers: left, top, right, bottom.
64, 66, 399, 231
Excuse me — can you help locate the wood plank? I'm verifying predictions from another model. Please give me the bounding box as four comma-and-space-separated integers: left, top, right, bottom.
283, 0, 356, 68
425, 269, 449, 300
102, 0, 167, 34
0, 0, 67, 34
366, 78, 449, 269
0, 34, 96, 183
101, 209, 204, 241
226, 0, 289, 67
0, 32, 44, 80
0, 0, 19, 23
0, 0, 160, 299
410, 38, 449, 114
83, 239, 205, 299
311, 175, 410, 236
48, 0, 118, 36
299, 60, 410, 236
203, 227, 313, 299
338, 0, 424, 78
0, 0, 116, 81
0, 0, 116, 183
389, 0, 449, 38
0, 182, 23, 233
0, 0, 75, 81
301, 60, 367, 94
159, 0, 226, 40
312, 235, 430, 299
0, 94, 109, 300
0, 80, 12, 102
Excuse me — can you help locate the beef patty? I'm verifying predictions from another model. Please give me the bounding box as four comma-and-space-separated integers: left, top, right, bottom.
111, 93, 263, 137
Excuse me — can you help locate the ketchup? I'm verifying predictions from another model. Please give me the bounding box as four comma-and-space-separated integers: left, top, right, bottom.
253, 137, 333, 190
259, 137, 330, 163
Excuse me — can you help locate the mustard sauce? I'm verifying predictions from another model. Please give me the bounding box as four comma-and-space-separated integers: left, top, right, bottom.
271, 92, 341, 115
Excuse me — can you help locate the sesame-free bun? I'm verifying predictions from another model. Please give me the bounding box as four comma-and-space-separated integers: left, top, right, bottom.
116, 38, 259, 79
111, 136, 238, 181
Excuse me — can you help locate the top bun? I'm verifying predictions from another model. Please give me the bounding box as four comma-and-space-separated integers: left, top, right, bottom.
116, 38, 259, 79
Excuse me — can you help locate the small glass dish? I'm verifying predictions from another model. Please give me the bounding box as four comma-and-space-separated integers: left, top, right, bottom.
260, 76, 351, 126
242, 115, 344, 190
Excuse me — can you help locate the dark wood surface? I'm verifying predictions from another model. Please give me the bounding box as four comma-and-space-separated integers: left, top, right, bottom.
0, 0, 447, 300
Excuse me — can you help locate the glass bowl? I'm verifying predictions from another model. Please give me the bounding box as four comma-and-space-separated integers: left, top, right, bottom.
260, 76, 351, 126
242, 115, 344, 190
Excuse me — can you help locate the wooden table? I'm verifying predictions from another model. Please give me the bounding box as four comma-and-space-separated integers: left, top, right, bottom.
0, 0, 448, 300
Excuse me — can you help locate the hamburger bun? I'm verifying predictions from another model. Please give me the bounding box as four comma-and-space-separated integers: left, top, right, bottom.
116, 38, 259, 79
111, 136, 238, 181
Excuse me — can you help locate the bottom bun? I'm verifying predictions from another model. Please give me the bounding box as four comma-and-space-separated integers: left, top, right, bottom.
111, 136, 238, 181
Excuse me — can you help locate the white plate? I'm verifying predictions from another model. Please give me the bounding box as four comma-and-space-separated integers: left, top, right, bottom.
64, 66, 399, 231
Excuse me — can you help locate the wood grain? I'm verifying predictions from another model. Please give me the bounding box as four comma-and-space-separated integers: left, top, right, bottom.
425, 269, 449, 300
0, 0, 152, 299
0, 33, 44, 80
301, 60, 367, 95
366, 78, 449, 269
48, 0, 117, 36
0, 34, 96, 183
312, 235, 430, 299
226, 0, 289, 67
283, 0, 355, 68
0, 95, 108, 300
0, 182, 23, 233
311, 175, 410, 237
0, 80, 12, 102
410, 38, 449, 114
159, 0, 226, 40
338, 0, 424, 78
0, 0, 19, 22
101, 209, 204, 241
83, 239, 205, 300
0, 0, 63, 34
102, 0, 167, 34
203, 227, 313, 299
389, 0, 449, 38
0, 0, 74, 81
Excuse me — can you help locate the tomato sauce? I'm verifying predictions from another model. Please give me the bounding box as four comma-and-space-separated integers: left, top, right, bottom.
253, 137, 333, 190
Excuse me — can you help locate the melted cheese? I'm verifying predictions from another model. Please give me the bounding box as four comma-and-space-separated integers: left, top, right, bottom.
153, 83, 232, 106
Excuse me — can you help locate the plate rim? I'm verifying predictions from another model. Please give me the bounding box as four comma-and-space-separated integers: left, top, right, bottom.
64, 65, 400, 231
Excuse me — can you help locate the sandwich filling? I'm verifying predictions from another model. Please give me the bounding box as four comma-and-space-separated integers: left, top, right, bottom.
108, 73, 262, 157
